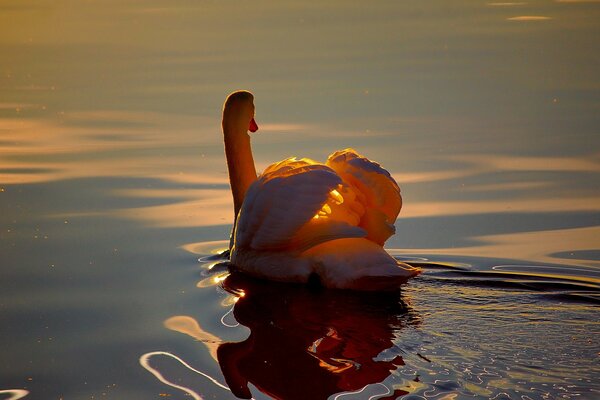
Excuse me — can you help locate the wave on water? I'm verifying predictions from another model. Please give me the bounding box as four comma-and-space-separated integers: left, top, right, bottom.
139, 351, 231, 400
0, 390, 29, 400
138, 241, 600, 400
395, 255, 600, 304
185, 239, 600, 303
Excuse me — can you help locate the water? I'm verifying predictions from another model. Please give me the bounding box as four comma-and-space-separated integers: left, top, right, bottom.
1, 1, 599, 399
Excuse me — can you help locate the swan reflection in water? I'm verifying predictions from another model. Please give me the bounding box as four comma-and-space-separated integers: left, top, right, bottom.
214, 271, 420, 399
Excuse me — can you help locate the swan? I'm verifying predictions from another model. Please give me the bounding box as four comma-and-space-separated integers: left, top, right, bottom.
222, 90, 420, 291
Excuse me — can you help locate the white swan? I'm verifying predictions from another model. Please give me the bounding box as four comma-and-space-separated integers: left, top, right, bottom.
222, 91, 420, 291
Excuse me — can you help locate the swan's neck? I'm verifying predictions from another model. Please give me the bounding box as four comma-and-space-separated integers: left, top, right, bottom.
223, 121, 257, 223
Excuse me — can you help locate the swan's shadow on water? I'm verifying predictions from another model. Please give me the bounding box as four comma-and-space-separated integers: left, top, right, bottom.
217, 271, 421, 399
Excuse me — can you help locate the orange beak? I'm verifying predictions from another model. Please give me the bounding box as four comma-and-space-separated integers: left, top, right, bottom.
249, 118, 258, 133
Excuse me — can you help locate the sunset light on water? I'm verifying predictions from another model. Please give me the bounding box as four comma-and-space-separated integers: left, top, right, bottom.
1, 1, 599, 399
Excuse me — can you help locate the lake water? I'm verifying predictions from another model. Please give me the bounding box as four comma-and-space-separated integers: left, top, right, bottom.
1, 1, 599, 399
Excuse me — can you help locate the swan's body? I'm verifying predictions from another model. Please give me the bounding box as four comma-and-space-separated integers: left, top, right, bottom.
222, 91, 420, 291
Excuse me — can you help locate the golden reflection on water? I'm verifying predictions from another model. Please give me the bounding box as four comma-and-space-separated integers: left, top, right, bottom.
193, 272, 418, 399
403, 196, 600, 218
487, 2, 527, 6
164, 316, 220, 361
401, 225, 600, 268
507, 16, 553, 21
393, 169, 474, 184
453, 154, 600, 173
100, 185, 600, 258
2, 0, 599, 398
181, 240, 229, 255
0, 390, 29, 400
42, 151, 597, 230
0, 111, 218, 184
4, 101, 598, 272
113, 189, 232, 227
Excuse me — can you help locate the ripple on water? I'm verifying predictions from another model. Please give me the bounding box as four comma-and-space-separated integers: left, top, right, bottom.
394, 253, 600, 305
139, 242, 600, 400
0, 390, 30, 400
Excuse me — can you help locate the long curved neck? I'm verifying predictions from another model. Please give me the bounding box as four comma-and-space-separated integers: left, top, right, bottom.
223, 119, 257, 224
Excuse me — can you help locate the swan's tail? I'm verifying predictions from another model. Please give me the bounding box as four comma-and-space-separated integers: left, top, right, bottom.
304, 238, 421, 291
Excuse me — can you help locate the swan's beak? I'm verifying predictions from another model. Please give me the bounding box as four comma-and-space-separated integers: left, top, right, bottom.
249, 118, 258, 133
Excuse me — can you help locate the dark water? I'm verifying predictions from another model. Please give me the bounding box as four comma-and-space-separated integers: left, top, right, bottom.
1, 1, 600, 399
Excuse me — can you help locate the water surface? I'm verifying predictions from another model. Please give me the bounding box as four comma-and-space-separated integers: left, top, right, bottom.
1, 1, 599, 399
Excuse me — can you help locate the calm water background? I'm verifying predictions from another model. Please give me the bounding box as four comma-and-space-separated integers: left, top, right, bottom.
1, 1, 599, 399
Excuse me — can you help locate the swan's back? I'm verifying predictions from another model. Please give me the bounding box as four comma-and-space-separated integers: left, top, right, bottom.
327, 149, 402, 245
234, 157, 366, 251
231, 149, 419, 290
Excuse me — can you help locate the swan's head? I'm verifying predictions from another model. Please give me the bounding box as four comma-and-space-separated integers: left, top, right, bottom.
223, 90, 259, 135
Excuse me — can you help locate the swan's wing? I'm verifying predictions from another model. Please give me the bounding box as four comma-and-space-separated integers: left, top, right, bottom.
234, 158, 366, 252
326, 148, 402, 245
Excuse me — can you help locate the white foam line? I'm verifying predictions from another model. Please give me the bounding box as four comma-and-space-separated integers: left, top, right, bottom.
139, 351, 230, 400
220, 306, 240, 328
332, 383, 390, 400
368, 383, 392, 400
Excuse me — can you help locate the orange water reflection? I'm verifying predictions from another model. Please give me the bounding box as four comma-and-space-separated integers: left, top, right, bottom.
112, 189, 232, 227
2, 0, 599, 398
215, 272, 417, 399
507, 16, 553, 21
0, 111, 219, 184
0, 390, 29, 400
400, 225, 600, 269
164, 316, 221, 361
164, 271, 419, 399
402, 196, 600, 218
95, 152, 600, 228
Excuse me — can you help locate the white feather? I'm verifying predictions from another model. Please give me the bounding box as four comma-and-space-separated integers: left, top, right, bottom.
230, 150, 419, 290
234, 158, 363, 251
